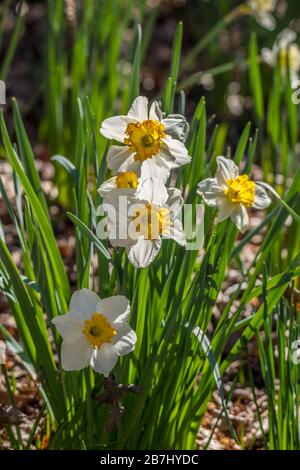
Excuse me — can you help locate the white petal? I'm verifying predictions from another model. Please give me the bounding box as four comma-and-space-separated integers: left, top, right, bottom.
166, 188, 184, 217
112, 323, 137, 355
100, 115, 133, 142
231, 205, 249, 232
60, 337, 92, 371
261, 47, 275, 66
106, 145, 138, 173
161, 135, 191, 168
98, 177, 117, 197
127, 237, 161, 268
103, 192, 135, 247
136, 177, 168, 205
277, 28, 296, 49
253, 184, 272, 209
149, 101, 164, 121
215, 156, 239, 186
162, 114, 189, 142
140, 158, 170, 184
52, 312, 83, 343
168, 219, 187, 246
127, 96, 149, 121
197, 178, 224, 207
95, 296, 130, 324
90, 344, 118, 376
217, 198, 235, 223
256, 12, 276, 31
69, 289, 100, 319
103, 189, 133, 217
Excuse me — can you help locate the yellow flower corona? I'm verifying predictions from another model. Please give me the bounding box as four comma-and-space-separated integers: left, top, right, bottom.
82, 313, 117, 349
288, 44, 300, 72
252, 0, 274, 13
224, 175, 255, 207
116, 171, 138, 189
124, 120, 166, 162
279, 46, 299, 74
134, 204, 170, 240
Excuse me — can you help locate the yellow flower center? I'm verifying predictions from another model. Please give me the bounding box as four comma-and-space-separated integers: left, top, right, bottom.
279, 45, 300, 74
124, 120, 166, 162
288, 44, 300, 72
82, 313, 117, 349
224, 174, 255, 207
279, 47, 288, 71
251, 0, 274, 13
116, 171, 138, 189
133, 204, 170, 240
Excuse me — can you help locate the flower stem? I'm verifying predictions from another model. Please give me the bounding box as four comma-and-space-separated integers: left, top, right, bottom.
257, 182, 300, 224
182, 4, 250, 71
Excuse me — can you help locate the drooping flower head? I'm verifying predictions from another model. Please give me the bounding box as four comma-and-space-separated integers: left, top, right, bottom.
197, 156, 271, 232
103, 178, 186, 268
100, 96, 191, 176
262, 29, 300, 88
248, 0, 277, 30
52, 289, 136, 376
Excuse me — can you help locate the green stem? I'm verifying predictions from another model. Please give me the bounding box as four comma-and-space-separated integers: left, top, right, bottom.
181, 4, 250, 71
257, 182, 300, 224
0, 1, 26, 81
178, 60, 248, 90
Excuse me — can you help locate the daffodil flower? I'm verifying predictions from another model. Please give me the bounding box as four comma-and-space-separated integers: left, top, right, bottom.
104, 179, 186, 268
98, 159, 169, 199
100, 96, 191, 175
262, 29, 300, 88
52, 289, 136, 376
248, 0, 277, 30
197, 156, 271, 232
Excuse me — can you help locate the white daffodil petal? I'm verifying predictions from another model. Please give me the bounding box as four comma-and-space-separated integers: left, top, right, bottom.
162, 135, 191, 168
253, 184, 272, 209
231, 205, 249, 232
136, 177, 169, 206
277, 28, 296, 49
261, 47, 275, 66
61, 337, 92, 371
103, 192, 136, 248
256, 12, 275, 31
215, 156, 239, 186
100, 115, 133, 142
149, 101, 164, 121
69, 289, 100, 319
127, 96, 149, 121
197, 178, 225, 207
162, 114, 189, 142
106, 145, 138, 173
104, 189, 133, 217
127, 237, 161, 268
52, 312, 84, 343
140, 158, 170, 184
98, 177, 117, 197
217, 198, 235, 223
95, 296, 130, 324
90, 343, 118, 376
166, 188, 184, 217
168, 219, 187, 246
112, 323, 137, 355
